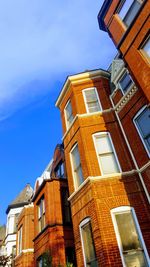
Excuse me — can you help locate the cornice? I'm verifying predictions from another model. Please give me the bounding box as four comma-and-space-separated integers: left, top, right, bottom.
55, 69, 110, 108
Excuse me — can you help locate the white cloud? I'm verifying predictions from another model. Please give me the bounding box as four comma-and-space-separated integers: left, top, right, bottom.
0, 0, 116, 120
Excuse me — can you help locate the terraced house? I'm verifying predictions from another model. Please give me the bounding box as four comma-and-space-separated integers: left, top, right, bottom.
2, 1, 149, 266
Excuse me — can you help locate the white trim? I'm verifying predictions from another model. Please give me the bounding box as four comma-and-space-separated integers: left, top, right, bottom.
133, 105, 150, 158
93, 132, 122, 176
62, 109, 114, 141
111, 206, 150, 267
82, 87, 102, 114
68, 163, 150, 202
22, 248, 34, 253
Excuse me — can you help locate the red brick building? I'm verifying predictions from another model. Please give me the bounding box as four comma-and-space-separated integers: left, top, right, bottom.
98, 0, 150, 101
15, 204, 34, 267
56, 69, 150, 266
32, 144, 75, 267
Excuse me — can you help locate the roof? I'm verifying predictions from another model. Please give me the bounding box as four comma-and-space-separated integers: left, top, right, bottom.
97, 0, 112, 31
6, 184, 33, 214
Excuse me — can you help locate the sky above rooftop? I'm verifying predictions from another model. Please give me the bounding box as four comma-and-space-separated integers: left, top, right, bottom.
0, 0, 116, 224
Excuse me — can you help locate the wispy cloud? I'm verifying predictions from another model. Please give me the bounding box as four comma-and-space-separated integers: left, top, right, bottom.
0, 0, 116, 120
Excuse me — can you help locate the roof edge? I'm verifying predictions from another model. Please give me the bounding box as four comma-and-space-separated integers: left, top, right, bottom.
97, 0, 112, 32
6, 201, 31, 215
55, 69, 110, 108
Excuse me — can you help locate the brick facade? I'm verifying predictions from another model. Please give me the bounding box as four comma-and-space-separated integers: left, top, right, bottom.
33, 145, 75, 267
56, 69, 150, 266
15, 205, 34, 267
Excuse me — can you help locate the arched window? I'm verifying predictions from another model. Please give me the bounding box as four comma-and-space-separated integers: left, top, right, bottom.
79, 218, 97, 267
111, 206, 150, 267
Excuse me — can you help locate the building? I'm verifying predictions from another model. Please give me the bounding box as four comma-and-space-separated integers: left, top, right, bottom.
5, 184, 33, 266
0, 225, 6, 257
15, 204, 34, 267
32, 144, 75, 267
56, 69, 150, 266
97, 0, 150, 101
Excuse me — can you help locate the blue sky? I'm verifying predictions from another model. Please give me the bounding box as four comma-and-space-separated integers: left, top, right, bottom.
0, 0, 116, 224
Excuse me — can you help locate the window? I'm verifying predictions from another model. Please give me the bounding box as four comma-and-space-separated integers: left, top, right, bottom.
111, 207, 150, 267
37, 257, 42, 267
12, 245, 16, 258
93, 132, 120, 175
83, 88, 102, 113
134, 106, 150, 156
55, 162, 65, 178
17, 226, 22, 255
70, 143, 84, 189
118, 71, 133, 93
65, 100, 74, 129
61, 188, 71, 224
141, 35, 150, 61
14, 213, 20, 233
80, 218, 97, 267
118, 0, 142, 27
38, 197, 45, 232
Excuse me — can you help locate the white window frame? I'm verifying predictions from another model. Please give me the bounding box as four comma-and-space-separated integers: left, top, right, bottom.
118, 70, 134, 95
17, 226, 23, 255
79, 217, 97, 267
133, 105, 150, 157
111, 206, 150, 267
70, 143, 84, 190
82, 87, 102, 114
93, 132, 121, 176
64, 99, 74, 130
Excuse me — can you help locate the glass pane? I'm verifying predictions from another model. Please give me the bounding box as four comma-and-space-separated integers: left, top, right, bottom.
115, 212, 142, 251
136, 108, 150, 137
85, 89, 97, 102
119, 72, 133, 92
136, 107, 150, 153
72, 145, 81, 169
82, 222, 96, 264
124, 251, 148, 267
100, 154, 119, 174
143, 37, 150, 57
88, 101, 101, 113
118, 0, 133, 20
66, 101, 72, 118
66, 101, 74, 126
76, 165, 84, 187
124, 1, 141, 27
96, 134, 113, 154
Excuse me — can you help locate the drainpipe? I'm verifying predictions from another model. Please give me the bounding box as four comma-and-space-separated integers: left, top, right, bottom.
109, 96, 150, 204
